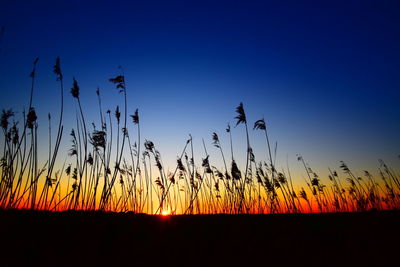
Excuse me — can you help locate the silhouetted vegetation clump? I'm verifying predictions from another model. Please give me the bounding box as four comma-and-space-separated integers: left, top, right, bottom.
0, 58, 399, 214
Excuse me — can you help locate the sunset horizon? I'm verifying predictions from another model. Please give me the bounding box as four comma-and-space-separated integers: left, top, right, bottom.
0, 1, 399, 266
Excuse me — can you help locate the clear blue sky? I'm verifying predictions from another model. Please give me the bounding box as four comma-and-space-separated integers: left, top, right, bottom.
0, 0, 399, 179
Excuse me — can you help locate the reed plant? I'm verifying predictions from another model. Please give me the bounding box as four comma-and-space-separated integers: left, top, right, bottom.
1, 59, 399, 214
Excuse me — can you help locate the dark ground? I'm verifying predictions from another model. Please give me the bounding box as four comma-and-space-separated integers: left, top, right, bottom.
0, 210, 399, 267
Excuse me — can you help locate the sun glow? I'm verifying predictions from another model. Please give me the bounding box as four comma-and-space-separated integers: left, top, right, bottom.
161, 210, 171, 216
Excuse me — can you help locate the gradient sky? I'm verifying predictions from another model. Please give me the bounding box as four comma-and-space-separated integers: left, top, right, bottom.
0, 0, 399, 181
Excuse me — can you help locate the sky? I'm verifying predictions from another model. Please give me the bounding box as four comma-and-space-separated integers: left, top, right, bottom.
0, 0, 399, 182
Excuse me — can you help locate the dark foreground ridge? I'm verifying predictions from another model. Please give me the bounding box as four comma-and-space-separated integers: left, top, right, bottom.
1, 210, 399, 267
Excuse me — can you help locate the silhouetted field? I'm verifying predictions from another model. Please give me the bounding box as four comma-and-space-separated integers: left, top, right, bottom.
0, 209, 399, 267
2, 58, 399, 214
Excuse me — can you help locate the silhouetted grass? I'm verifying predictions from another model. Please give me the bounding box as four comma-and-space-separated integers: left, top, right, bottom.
1, 58, 399, 214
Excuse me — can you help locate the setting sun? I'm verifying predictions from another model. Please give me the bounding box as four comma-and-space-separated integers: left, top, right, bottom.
161, 210, 171, 216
